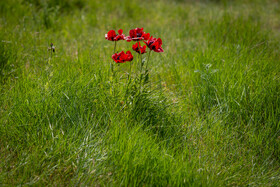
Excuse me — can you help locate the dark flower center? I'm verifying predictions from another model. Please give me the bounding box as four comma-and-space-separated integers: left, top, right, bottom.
137, 33, 142, 37
149, 41, 154, 46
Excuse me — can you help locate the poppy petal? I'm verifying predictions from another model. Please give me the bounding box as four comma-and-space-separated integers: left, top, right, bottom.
118, 29, 123, 35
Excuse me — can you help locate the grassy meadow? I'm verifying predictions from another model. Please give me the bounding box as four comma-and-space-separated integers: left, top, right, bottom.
1, 0, 280, 185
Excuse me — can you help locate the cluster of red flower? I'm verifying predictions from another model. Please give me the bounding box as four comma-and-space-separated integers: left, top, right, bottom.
105, 28, 163, 63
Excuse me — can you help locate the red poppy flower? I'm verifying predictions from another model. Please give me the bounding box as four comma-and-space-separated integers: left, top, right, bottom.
125, 28, 150, 42
105, 29, 125, 41
132, 42, 147, 54
126, 51, 133, 61
144, 36, 164, 53
112, 51, 133, 63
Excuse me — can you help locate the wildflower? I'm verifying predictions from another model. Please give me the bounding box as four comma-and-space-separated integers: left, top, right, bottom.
112, 51, 133, 63
48, 43, 55, 52
105, 29, 125, 41
132, 42, 147, 54
126, 51, 133, 61
144, 36, 164, 53
125, 28, 150, 42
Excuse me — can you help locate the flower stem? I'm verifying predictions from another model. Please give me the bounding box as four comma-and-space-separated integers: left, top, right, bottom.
111, 41, 116, 75
129, 59, 132, 80
145, 50, 151, 71
110, 41, 117, 98
143, 50, 152, 86
138, 42, 144, 91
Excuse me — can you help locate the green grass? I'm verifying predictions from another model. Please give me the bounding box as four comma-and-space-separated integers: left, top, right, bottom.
1, 0, 280, 185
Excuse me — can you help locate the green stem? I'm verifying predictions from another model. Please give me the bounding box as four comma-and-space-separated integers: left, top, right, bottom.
129, 59, 132, 80
111, 41, 117, 75
138, 42, 144, 91
125, 58, 132, 99
110, 41, 117, 98
144, 50, 152, 89
145, 50, 151, 71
